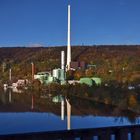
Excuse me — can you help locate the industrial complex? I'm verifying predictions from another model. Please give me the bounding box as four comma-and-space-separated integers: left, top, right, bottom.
33, 5, 101, 87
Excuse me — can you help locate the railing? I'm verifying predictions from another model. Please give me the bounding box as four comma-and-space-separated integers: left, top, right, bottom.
0, 125, 140, 140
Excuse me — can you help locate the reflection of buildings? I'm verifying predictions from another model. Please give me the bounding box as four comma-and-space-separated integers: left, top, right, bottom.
31, 95, 34, 110
0, 91, 7, 104
0, 90, 12, 104
61, 100, 64, 121
12, 87, 23, 93
9, 90, 12, 103
0, 91, 138, 123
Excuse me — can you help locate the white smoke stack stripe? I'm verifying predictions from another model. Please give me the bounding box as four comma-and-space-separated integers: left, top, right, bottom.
61, 51, 65, 70
66, 5, 71, 70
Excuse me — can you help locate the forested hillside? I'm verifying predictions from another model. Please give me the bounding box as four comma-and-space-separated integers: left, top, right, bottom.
0, 45, 140, 84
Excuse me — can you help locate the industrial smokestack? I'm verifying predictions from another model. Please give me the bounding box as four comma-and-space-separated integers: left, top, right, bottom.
66, 5, 71, 71
61, 51, 65, 70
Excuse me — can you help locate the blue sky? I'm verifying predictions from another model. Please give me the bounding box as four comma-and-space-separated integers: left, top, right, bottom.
0, 0, 140, 47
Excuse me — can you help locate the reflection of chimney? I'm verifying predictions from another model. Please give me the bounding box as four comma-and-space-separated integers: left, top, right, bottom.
9, 90, 12, 103
66, 5, 71, 71
61, 100, 64, 120
31, 95, 34, 110
66, 99, 71, 130
61, 51, 65, 70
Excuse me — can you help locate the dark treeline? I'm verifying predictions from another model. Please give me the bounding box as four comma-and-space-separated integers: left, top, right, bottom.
0, 45, 139, 84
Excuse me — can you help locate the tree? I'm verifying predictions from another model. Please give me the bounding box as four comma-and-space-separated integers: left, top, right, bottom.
85, 69, 94, 77
128, 95, 137, 108
74, 70, 85, 80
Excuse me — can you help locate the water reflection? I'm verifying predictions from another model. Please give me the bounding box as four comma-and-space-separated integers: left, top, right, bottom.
12, 87, 23, 93
0, 89, 140, 134
66, 99, 71, 130
0, 113, 140, 135
31, 95, 34, 110
8, 90, 12, 103
61, 99, 64, 121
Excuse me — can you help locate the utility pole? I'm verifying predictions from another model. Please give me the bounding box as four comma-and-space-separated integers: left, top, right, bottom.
2, 62, 6, 72
9, 68, 12, 81
31, 62, 34, 81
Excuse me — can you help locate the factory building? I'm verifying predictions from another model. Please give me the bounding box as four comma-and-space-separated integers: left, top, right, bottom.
34, 72, 56, 85
33, 5, 102, 87
52, 68, 66, 84
80, 77, 101, 87
34, 50, 66, 85
34, 69, 66, 85
70, 61, 86, 70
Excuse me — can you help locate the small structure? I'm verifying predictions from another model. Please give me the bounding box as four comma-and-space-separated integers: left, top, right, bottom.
17, 79, 28, 86
80, 77, 101, 86
53, 69, 64, 80
12, 79, 29, 88
3, 84, 8, 90
70, 61, 86, 70
34, 71, 56, 85
87, 64, 97, 69
80, 78, 94, 87
68, 80, 80, 85
91, 77, 102, 85
70, 62, 79, 70
52, 95, 64, 103
53, 68, 66, 84
12, 83, 18, 88
128, 85, 135, 90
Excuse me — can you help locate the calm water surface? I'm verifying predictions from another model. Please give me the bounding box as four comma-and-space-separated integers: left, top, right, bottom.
0, 89, 139, 135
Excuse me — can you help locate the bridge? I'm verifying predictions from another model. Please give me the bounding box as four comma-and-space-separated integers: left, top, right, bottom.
0, 125, 140, 140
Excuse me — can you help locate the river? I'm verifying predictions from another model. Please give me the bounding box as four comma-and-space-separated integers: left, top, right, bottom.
0, 88, 139, 135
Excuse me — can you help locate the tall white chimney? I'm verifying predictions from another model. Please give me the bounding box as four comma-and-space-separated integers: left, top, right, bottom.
61, 51, 65, 70
66, 5, 71, 71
